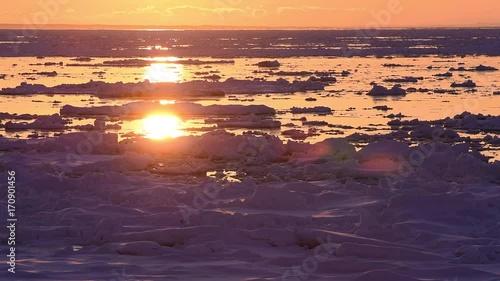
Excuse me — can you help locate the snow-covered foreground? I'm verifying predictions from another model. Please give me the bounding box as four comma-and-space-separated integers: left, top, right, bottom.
1, 28, 500, 280
1, 132, 500, 280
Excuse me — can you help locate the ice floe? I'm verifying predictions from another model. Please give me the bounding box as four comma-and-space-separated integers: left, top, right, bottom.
383, 77, 423, 83
67, 58, 235, 67
4, 114, 65, 130
0, 78, 324, 97
451, 80, 477, 88
367, 85, 407, 96
60, 102, 276, 117
256, 60, 281, 68
290, 106, 333, 114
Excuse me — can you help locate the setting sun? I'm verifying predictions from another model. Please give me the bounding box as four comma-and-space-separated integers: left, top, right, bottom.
142, 115, 184, 139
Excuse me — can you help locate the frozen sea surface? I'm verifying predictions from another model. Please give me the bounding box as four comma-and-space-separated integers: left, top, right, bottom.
0, 29, 500, 280
1, 54, 499, 160
1, 29, 500, 57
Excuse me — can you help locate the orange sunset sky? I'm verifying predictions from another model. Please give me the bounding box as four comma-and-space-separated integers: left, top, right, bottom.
1, 0, 499, 28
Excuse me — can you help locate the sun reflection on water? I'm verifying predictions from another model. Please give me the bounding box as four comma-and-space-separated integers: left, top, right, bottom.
148, 56, 180, 62
142, 115, 184, 139
144, 63, 182, 83
159, 100, 175, 105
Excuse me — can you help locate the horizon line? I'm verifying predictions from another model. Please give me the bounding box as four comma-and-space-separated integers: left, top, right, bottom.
1, 23, 500, 31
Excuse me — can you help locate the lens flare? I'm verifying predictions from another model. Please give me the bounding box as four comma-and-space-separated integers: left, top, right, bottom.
142, 115, 184, 139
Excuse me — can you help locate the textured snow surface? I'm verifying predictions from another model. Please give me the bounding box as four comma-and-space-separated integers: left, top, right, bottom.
1, 132, 500, 280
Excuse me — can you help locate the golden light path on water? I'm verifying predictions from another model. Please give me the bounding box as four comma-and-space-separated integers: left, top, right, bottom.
144, 57, 183, 83
141, 58, 184, 139
142, 114, 184, 139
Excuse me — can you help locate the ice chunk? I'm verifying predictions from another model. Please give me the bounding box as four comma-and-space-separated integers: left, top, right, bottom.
451, 80, 477, 88
383, 76, 423, 83
215, 116, 281, 129
356, 140, 410, 163
290, 106, 332, 114
4, 114, 65, 130
256, 60, 281, 68
61, 102, 276, 116
474, 64, 498, 71
368, 85, 407, 96
434, 72, 453, 77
